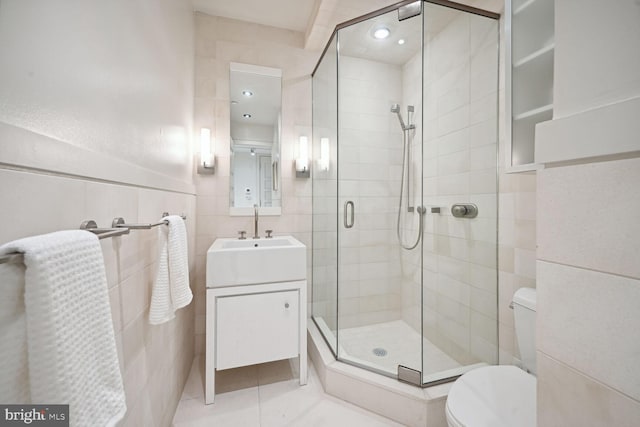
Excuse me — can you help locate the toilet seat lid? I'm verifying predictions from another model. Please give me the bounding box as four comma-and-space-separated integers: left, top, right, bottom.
446, 366, 536, 427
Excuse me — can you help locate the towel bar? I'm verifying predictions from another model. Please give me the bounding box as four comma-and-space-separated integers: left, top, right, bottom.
0, 220, 130, 264
112, 217, 166, 229
112, 213, 187, 230
0, 213, 187, 265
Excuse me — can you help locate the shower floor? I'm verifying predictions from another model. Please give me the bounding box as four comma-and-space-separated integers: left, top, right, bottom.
315, 318, 463, 380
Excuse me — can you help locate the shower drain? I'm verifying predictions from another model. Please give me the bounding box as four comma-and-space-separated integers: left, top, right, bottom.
372, 347, 388, 357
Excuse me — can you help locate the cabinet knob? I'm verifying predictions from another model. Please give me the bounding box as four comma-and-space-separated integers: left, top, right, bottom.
284, 302, 290, 309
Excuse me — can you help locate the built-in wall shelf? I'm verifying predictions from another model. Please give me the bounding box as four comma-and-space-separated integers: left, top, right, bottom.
513, 0, 537, 15
506, 0, 555, 172
504, 162, 544, 174
513, 43, 554, 69
514, 104, 553, 121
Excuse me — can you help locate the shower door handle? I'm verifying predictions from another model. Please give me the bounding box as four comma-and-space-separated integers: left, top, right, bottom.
344, 201, 355, 229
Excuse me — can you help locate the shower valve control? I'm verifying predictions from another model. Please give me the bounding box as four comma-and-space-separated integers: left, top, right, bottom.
451, 204, 478, 218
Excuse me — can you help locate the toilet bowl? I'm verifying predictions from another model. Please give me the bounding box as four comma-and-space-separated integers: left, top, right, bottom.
445, 288, 537, 427
445, 365, 535, 427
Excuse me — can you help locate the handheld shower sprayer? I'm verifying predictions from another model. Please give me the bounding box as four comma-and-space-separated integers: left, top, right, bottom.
390, 104, 414, 131
391, 103, 422, 250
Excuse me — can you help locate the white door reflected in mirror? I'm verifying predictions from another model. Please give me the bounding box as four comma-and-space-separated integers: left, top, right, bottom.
229, 62, 282, 216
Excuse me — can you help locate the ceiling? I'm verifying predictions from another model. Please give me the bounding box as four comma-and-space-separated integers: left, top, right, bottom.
192, 0, 318, 32
192, 0, 505, 62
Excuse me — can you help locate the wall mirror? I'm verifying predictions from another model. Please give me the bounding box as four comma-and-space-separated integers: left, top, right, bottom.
229, 62, 282, 216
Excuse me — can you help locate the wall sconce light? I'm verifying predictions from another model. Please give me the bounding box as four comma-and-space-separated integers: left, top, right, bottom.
198, 128, 215, 175
319, 137, 330, 171
295, 136, 310, 178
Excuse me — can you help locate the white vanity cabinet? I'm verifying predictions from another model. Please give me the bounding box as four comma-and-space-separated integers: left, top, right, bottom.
205, 280, 307, 404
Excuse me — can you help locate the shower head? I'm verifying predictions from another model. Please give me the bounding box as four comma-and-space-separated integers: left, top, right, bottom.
391, 103, 407, 130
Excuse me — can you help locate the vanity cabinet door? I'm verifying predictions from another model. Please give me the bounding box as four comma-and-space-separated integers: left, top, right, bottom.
216, 290, 299, 370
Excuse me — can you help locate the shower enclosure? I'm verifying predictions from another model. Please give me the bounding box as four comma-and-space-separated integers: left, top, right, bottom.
312, 0, 499, 386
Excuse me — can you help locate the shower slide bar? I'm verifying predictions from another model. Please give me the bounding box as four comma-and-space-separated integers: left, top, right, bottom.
0, 212, 187, 265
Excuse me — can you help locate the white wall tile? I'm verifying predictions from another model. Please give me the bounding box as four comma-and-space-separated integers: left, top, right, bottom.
537, 352, 640, 427
538, 261, 640, 401
538, 157, 640, 279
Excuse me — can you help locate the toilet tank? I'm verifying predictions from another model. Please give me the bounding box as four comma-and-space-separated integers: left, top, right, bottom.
512, 287, 537, 375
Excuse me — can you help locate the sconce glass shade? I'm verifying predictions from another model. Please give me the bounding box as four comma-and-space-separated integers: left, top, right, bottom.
295, 136, 310, 178
319, 137, 330, 171
198, 128, 215, 174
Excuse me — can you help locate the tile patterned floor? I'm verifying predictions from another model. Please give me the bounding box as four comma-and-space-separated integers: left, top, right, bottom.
172, 356, 404, 426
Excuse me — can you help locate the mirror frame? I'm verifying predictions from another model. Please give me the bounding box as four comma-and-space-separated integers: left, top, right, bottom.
229, 62, 282, 216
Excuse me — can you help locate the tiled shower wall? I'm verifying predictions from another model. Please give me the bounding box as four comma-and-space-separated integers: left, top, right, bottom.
336, 56, 405, 330
396, 12, 501, 366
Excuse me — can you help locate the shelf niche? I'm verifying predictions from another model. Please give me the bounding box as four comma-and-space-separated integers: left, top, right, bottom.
506, 0, 555, 171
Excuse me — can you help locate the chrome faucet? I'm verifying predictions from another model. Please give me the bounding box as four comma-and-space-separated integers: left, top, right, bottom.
253, 204, 260, 239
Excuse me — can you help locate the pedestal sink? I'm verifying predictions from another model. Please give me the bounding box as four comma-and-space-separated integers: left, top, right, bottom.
206, 235, 306, 288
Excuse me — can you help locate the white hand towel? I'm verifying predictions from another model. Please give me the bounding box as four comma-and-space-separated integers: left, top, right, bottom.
0, 259, 29, 404
149, 215, 192, 325
0, 230, 126, 427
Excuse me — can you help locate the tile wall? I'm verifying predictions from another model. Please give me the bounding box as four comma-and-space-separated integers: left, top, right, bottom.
336, 56, 404, 329
496, 13, 538, 366
192, 13, 319, 355
534, 0, 640, 424
0, 167, 196, 427
0, 0, 196, 425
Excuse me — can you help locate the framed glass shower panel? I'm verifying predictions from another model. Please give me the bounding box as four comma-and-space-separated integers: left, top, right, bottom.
421, 1, 500, 385
312, 35, 339, 356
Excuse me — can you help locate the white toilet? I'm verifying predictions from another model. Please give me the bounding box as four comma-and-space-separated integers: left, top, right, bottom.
445, 288, 537, 427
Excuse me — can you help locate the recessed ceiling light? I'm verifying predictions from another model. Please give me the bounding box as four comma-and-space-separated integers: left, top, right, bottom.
231, 100, 238, 105
250, 148, 256, 156
398, 39, 406, 45
243, 113, 252, 118
242, 90, 253, 97
373, 27, 390, 40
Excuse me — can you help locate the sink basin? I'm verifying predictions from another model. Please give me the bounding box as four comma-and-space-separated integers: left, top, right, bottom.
206, 235, 306, 287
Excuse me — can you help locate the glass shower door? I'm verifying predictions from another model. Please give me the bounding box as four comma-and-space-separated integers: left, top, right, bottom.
311, 0, 500, 387
336, 6, 424, 378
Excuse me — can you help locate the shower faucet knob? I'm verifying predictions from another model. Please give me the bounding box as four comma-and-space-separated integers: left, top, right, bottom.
451, 204, 478, 218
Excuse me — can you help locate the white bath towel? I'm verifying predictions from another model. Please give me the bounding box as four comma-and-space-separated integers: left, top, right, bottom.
0, 230, 126, 427
149, 215, 192, 325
